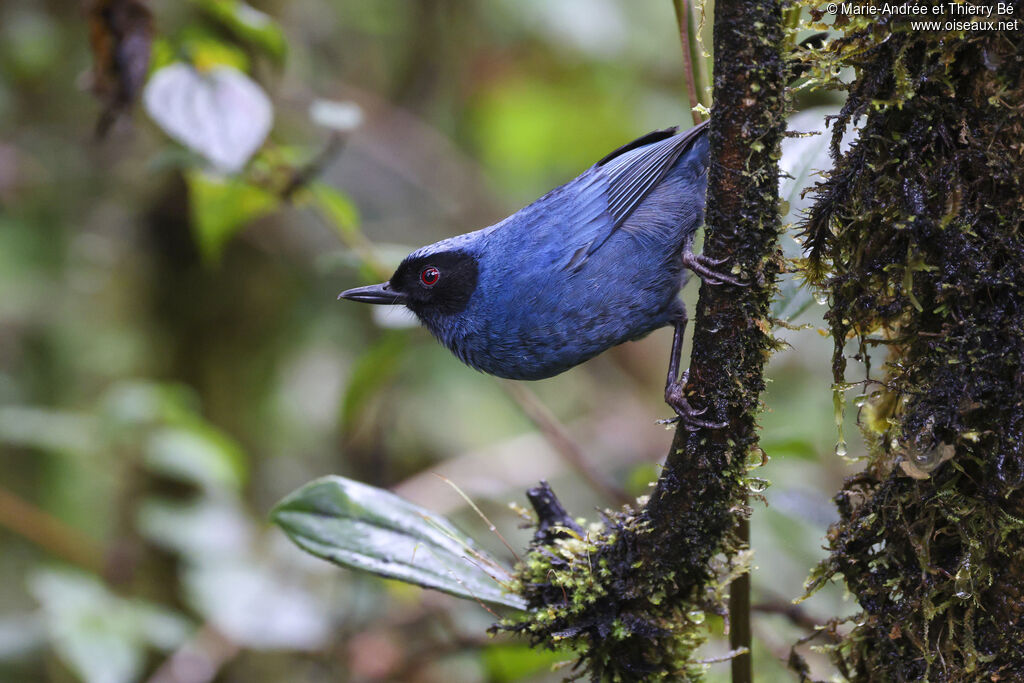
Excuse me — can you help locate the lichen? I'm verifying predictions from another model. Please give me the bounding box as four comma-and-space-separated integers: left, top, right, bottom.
794, 1, 1024, 679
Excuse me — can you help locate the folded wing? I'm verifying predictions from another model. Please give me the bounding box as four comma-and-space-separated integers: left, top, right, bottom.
564, 120, 709, 270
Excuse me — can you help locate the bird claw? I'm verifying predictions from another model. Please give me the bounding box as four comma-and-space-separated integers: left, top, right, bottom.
683, 250, 746, 287
664, 373, 727, 431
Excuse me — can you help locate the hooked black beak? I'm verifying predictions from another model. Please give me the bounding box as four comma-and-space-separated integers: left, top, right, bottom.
338, 282, 408, 305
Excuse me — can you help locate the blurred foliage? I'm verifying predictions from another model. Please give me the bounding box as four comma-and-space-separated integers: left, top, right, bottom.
0, 0, 854, 681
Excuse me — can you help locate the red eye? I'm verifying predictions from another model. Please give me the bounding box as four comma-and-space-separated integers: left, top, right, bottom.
420, 266, 440, 287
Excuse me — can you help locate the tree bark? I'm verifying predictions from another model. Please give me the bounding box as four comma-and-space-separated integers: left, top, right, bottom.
798, 6, 1024, 679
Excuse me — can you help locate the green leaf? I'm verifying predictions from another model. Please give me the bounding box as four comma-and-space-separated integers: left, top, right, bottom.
272, 476, 526, 609
185, 169, 279, 264
309, 182, 361, 242
176, 30, 250, 72
191, 0, 287, 62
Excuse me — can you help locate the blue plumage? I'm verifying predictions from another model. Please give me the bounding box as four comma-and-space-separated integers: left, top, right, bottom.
340, 121, 736, 427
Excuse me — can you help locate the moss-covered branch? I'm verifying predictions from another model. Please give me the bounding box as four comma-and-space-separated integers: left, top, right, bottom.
796, 3, 1024, 679
496, 1, 787, 679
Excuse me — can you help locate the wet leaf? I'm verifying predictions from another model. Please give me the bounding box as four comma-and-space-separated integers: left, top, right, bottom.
144, 62, 273, 173
272, 475, 526, 609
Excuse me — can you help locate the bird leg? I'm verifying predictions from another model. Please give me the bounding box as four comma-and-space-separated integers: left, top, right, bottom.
664, 310, 727, 431
682, 249, 745, 286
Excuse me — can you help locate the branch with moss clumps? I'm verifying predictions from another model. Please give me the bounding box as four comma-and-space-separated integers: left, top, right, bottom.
493, 0, 789, 679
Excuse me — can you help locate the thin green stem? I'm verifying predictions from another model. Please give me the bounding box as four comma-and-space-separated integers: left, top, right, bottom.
672, 0, 704, 123
691, 0, 712, 108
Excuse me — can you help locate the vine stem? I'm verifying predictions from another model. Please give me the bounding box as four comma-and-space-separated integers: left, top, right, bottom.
672, 0, 705, 124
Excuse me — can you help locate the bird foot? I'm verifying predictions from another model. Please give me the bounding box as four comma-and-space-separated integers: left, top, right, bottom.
683, 250, 746, 286
663, 370, 728, 431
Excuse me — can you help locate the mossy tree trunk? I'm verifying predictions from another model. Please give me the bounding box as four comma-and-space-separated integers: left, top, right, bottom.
502, 1, 787, 680
799, 5, 1024, 680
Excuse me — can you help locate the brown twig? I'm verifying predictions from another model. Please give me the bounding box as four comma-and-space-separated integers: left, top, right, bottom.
0, 485, 105, 573
730, 515, 752, 683
753, 598, 835, 635
280, 133, 347, 201
501, 380, 631, 506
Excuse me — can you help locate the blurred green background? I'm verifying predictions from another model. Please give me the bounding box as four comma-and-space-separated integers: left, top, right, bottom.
0, 1, 858, 681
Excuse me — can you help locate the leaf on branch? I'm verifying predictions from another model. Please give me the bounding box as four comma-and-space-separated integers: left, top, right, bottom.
272, 475, 527, 609
185, 169, 279, 263
144, 62, 273, 173
191, 0, 288, 62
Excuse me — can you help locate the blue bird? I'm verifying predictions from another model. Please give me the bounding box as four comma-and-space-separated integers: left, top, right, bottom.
340, 120, 740, 428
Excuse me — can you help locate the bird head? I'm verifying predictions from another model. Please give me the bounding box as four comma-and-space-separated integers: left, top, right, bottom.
339, 248, 480, 324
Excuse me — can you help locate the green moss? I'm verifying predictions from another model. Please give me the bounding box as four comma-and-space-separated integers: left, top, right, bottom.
793, 1, 1024, 679
495, 506, 746, 682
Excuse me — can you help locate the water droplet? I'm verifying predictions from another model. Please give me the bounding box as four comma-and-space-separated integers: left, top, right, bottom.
854, 395, 868, 408
912, 449, 941, 472
687, 609, 706, 624
746, 448, 767, 469
908, 442, 954, 474
954, 556, 973, 600
831, 389, 849, 460
814, 291, 828, 305
747, 477, 769, 493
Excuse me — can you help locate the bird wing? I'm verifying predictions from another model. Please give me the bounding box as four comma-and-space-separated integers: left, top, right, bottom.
562, 120, 709, 270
